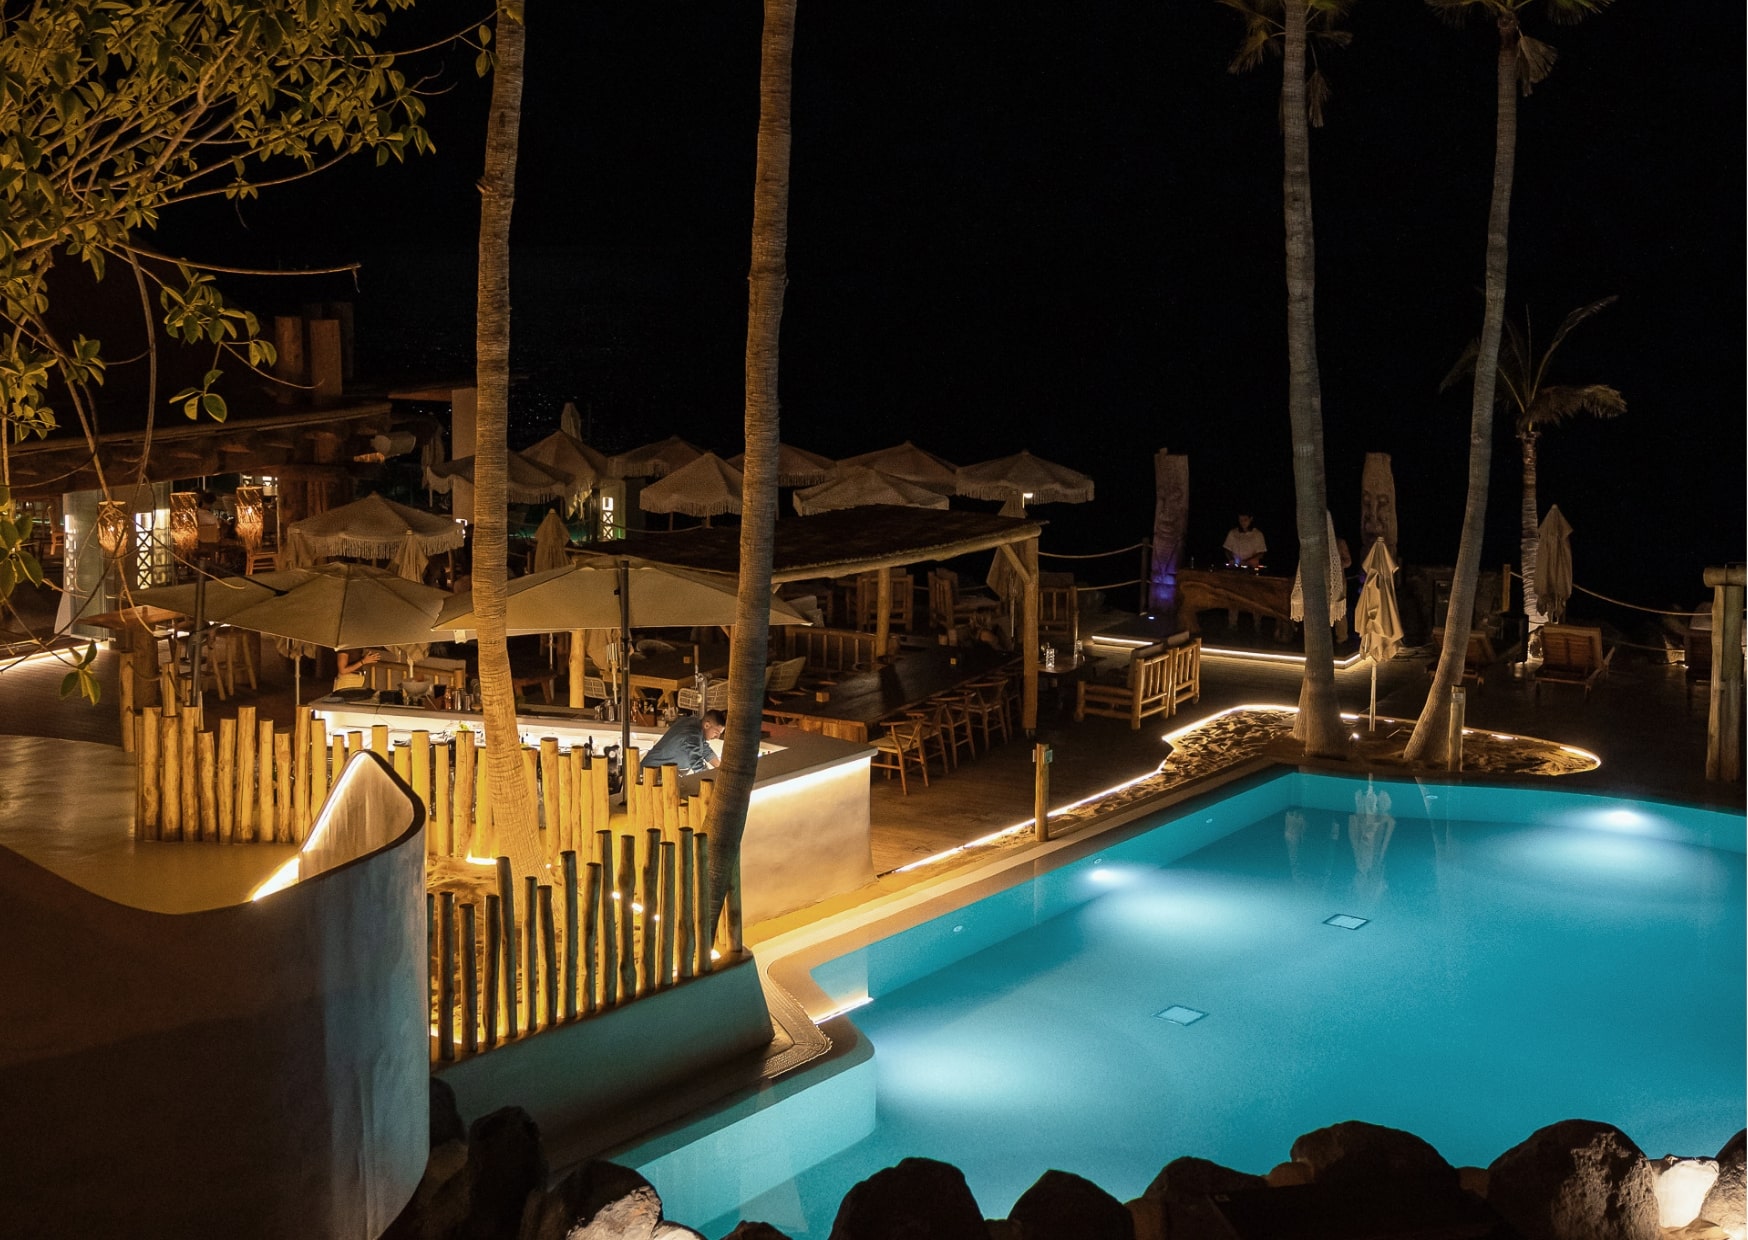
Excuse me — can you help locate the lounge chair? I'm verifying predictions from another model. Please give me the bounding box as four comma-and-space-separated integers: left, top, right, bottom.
1075, 642, 1173, 730
1534, 624, 1613, 702
1429, 627, 1500, 687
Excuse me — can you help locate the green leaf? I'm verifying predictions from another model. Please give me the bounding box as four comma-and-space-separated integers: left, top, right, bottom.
201, 392, 227, 421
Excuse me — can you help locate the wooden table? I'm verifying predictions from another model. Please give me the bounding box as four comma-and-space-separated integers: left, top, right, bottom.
1177, 568, 1296, 639
762, 645, 1012, 743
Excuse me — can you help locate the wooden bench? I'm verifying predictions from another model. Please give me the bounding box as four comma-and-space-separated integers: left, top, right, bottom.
1535, 624, 1612, 702
1076, 642, 1173, 730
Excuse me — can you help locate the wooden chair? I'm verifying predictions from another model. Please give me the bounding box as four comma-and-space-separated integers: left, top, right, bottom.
927, 568, 997, 633
852, 569, 914, 633
929, 692, 978, 769
1165, 636, 1202, 712
244, 547, 282, 575
904, 701, 957, 776
209, 626, 258, 694
676, 678, 730, 714
764, 655, 808, 703
1039, 572, 1079, 648
959, 678, 1011, 750
871, 717, 931, 794
1534, 624, 1613, 702
1075, 643, 1173, 730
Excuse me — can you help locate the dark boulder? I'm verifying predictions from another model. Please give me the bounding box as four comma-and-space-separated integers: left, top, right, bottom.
1487, 1119, 1658, 1240
1700, 1129, 1746, 1233
829, 1157, 988, 1240
463, 1107, 547, 1240
431, 1077, 467, 1149
1289, 1119, 1457, 1191
1142, 1157, 1267, 1240
1007, 1169, 1132, 1240
720, 1225, 794, 1240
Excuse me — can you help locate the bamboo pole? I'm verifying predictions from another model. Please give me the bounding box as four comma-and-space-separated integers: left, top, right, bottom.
197, 730, 218, 842
454, 735, 476, 860
159, 667, 178, 717
139, 706, 162, 840
461, 901, 479, 1055
539, 884, 558, 1030
539, 737, 561, 862
475, 738, 494, 859
216, 717, 236, 843
437, 891, 456, 1063
347, 729, 363, 762
579, 753, 600, 845
434, 740, 452, 859
641, 828, 660, 995
161, 711, 182, 841
370, 723, 389, 758
329, 735, 345, 807
309, 717, 329, 820
411, 731, 432, 845
618, 833, 637, 1002
661, 767, 682, 843
678, 826, 696, 980
659, 840, 676, 989
256, 719, 274, 845
235, 704, 256, 842
119, 661, 136, 755
293, 706, 312, 833
694, 831, 712, 973
274, 729, 292, 844
523, 874, 539, 1031
484, 892, 501, 1048
392, 740, 411, 783
558, 746, 576, 859
179, 710, 198, 838
561, 850, 579, 1021
425, 892, 435, 1058
583, 861, 602, 1016
496, 858, 518, 1040
598, 829, 617, 1007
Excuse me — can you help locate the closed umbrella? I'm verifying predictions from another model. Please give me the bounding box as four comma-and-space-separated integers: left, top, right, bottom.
792, 465, 951, 516
284, 493, 465, 566
727, 442, 835, 486
389, 530, 430, 583
1289, 511, 1347, 628
531, 508, 572, 573
836, 441, 957, 492
955, 450, 1095, 507
1356, 538, 1403, 731
609, 436, 702, 480
1536, 505, 1573, 624
637, 451, 743, 519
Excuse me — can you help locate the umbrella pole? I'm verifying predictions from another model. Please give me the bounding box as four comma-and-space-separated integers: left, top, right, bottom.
618, 560, 632, 801
1369, 663, 1378, 733
294, 654, 302, 708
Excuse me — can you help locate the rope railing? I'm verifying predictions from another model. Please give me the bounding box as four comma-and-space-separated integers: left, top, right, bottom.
1038, 542, 1148, 561
1506, 568, 1703, 618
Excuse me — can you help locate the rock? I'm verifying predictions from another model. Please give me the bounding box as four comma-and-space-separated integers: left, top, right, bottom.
431, 1076, 467, 1148
1700, 1130, 1745, 1235
517, 1160, 701, 1240
828, 1157, 988, 1240
1143, 1157, 1268, 1240
1007, 1169, 1132, 1240
983, 1221, 1019, 1240
1487, 1119, 1659, 1240
465, 1107, 548, 1240
1289, 1120, 1457, 1191
721, 1226, 794, 1240
1123, 1197, 1164, 1240
1458, 1166, 1489, 1197
1265, 1161, 1312, 1187
1653, 1157, 1721, 1229
382, 1137, 472, 1240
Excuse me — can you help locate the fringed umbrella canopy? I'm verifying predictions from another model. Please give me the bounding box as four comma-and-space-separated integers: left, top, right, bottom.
727, 442, 835, 486
609, 435, 702, 480
1290, 511, 1347, 627
285, 493, 465, 563
1536, 505, 1574, 623
638, 451, 743, 517
423, 451, 574, 503
836, 441, 957, 492
955, 450, 1094, 505
792, 465, 952, 516
523, 430, 611, 494
531, 508, 572, 573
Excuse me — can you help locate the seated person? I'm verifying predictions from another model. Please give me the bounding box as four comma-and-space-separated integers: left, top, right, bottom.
641, 709, 725, 776
1223, 512, 1266, 569
334, 647, 382, 692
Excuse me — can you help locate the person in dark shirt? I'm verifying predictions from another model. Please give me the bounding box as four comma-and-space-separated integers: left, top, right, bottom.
641, 709, 725, 775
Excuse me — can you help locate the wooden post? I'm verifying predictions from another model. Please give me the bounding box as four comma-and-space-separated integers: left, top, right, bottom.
139, 706, 162, 840
437, 892, 456, 1063
411, 731, 432, 842
257, 719, 275, 845
539, 884, 558, 1030
370, 723, 389, 758
392, 741, 411, 784
119, 662, 136, 754
540, 737, 561, 861
578, 751, 596, 844
1033, 742, 1052, 842
179, 710, 199, 837
523, 874, 539, 1031
640, 828, 660, 994
274, 729, 293, 844
495, 857, 518, 1039
197, 730, 218, 842
293, 706, 312, 833
874, 568, 892, 665
618, 833, 637, 1002
434, 741, 452, 859
678, 826, 696, 980
659, 840, 677, 988
308, 718, 328, 823
558, 747, 576, 859
561, 851, 580, 1021
568, 628, 586, 708
235, 704, 256, 842
328, 735, 345, 809
583, 862, 602, 1016
461, 901, 479, 1055
598, 830, 618, 1007
161, 712, 182, 842
1706, 566, 1745, 782
455, 735, 477, 860
693, 831, 712, 974
484, 892, 501, 1048
1021, 536, 1040, 734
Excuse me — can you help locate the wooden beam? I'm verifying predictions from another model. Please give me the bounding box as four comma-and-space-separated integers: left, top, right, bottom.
1021, 536, 1039, 734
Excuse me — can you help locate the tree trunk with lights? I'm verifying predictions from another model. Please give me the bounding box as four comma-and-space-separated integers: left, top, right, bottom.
472, 5, 544, 877
1280, 0, 1345, 759
706, 0, 796, 942
1406, 17, 1516, 764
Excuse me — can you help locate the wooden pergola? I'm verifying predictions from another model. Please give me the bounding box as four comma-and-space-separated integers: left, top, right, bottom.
574, 506, 1051, 732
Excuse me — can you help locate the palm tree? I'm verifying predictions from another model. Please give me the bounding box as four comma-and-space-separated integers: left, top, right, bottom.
1442, 295, 1624, 631
704, 0, 797, 946
472, 3, 544, 878
1220, 0, 1352, 758
1406, 0, 1612, 764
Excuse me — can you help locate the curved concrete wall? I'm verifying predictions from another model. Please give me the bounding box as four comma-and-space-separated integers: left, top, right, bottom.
0, 754, 429, 1238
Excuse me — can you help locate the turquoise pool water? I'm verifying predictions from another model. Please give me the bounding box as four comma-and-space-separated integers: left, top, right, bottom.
625, 774, 1745, 1239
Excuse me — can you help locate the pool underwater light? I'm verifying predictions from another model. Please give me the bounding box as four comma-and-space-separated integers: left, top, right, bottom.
1155, 1005, 1207, 1025
1324, 914, 1369, 930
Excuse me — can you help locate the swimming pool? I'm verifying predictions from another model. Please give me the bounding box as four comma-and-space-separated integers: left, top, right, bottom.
621, 772, 1745, 1238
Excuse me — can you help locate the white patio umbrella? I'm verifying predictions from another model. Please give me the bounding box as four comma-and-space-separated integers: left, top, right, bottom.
284, 493, 466, 566
955, 450, 1095, 508
433, 555, 809, 765
1355, 538, 1403, 731
726, 442, 835, 486
792, 465, 951, 516
1290, 511, 1347, 628
424, 451, 575, 506
637, 451, 743, 519
1535, 505, 1574, 624
836, 441, 957, 492
609, 435, 702, 480
523, 430, 611, 513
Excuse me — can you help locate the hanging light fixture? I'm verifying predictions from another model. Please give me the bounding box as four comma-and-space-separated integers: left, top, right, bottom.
234, 485, 265, 551
169, 491, 200, 556
96, 500, 131, 557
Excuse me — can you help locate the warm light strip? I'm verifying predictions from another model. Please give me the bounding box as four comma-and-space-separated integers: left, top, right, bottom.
249, 754, 370, 900
1200, 644, 1369, 670
0, 647, 82, 673
813, 994, 873, 1022
1084, 634, 1156, 650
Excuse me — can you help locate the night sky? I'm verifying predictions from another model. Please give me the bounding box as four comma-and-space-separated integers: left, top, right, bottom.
161, 1, 1744, 612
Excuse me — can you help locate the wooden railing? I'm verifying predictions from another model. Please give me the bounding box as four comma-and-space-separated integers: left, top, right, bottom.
777, 625, 896, 675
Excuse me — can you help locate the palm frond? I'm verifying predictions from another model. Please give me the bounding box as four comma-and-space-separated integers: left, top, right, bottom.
1306, 67, 1331, 127
1218, 0, 1281, 73
1525, 383, 1626, 426
1439, 338, 1481, 393
1312, 28, 1355, 48
1424, 0, 1488, 29
1543, 0, 1614, 27
1544, 294, 1619, 360
1516, 32, 1557, 93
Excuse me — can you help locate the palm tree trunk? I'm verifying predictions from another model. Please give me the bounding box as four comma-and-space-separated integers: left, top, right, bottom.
1519, 429, 1544, 631
706, 0, 796, 944
1406, 19, 1516, 764
1280, 0, 1344, 758
472, 5, 544, 877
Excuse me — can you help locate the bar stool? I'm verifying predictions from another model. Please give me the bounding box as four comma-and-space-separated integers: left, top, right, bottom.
930, 692, 978, 768
960, 678, 1011, 750
871, 717, 930, 795
211, 626, 257, 693
903, 702, 956, 776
